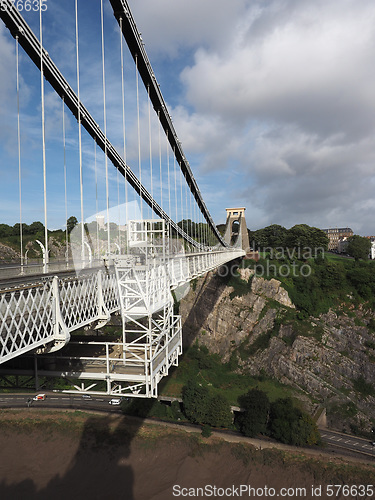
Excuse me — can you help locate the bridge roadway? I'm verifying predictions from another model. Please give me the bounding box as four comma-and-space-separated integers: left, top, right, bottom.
0, 266, 97, 291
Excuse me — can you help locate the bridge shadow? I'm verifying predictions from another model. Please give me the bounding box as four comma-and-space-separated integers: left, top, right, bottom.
0, 262, 241, 499
0, 414, 135, 500
181, 261, 240, 348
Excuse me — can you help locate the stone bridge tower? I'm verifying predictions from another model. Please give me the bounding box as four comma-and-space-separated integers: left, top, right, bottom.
224, 207, 251, 253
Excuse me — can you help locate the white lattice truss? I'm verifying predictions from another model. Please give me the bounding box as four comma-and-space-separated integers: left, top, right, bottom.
0, 220, 244, 396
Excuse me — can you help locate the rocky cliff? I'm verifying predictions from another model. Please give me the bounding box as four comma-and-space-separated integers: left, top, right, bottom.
180, 268, 375, 433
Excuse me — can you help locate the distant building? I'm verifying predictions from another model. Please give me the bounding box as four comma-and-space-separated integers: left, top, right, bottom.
370, 241, 375, 260
322, 227, 353, 251
337, 237, 349, 254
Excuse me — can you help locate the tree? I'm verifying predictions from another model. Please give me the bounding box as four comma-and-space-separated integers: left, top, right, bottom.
252, 224, 287, 250
182, 380, 232, 428
182, 380, 209, 424
28, 221, 44, 234
346, 235, 371, 261
66, 216, 78, 234
319, 261, 346, 291
347, 265, 375, 299
268, 398, 321, 446
285, 225, 328, 253
206, 394, 232, 428
238, 389, 270, 437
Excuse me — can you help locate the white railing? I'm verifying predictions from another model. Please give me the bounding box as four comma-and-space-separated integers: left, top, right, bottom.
0, 270, 119, 364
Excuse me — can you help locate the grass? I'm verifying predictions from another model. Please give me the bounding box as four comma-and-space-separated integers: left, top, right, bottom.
325, 253, 353, 263
159, 344, 295, 405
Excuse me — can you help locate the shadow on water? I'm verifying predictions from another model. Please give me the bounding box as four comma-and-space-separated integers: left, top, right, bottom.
0, 415, 136, 500
0, 262, 240, 499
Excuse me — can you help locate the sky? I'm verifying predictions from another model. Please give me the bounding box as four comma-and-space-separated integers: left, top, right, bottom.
0, 0, 375, 235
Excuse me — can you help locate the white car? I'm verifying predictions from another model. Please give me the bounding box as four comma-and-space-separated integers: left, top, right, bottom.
109, 398, 121, 405
33, 393, 46, 401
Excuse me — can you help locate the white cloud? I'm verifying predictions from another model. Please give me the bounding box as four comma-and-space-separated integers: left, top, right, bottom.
1, 0, 375, 236
167, 0, 375, 233
130, 0, 249, 58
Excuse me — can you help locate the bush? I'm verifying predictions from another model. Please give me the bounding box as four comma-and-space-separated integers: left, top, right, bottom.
237, 389, 270, 437
182, 380, 210, 424
207, 394, 232, 428
268, 398, 321, 446
201, 425, 212, 437
182, 380, 232, 428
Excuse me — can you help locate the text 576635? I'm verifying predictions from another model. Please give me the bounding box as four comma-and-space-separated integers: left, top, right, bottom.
0, 0, 47, 12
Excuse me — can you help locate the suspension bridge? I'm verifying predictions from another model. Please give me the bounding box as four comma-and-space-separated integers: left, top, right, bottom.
0, 0, 247, 397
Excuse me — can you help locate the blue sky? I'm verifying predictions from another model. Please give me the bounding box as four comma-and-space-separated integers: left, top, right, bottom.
1, 0, 375, 235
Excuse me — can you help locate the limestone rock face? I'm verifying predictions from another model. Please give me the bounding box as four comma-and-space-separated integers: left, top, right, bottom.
251, 277, 295, 308
0, 243, 20, 261
238, 268, 254, 282
180, 270, 375, 431
180, 273, 293, 362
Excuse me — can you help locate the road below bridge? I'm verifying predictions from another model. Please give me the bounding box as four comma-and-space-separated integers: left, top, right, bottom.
0, 394, 374, 464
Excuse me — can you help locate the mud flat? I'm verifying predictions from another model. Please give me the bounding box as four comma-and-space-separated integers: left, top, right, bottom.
0, 410, 374, 499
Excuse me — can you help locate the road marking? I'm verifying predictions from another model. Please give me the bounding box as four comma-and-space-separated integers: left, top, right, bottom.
345, 440, 351, 443
336, 438, 342, 441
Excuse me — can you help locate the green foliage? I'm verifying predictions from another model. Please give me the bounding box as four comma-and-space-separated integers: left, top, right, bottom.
268, 398, 321, 446
201, 424, 212, 437
285, 224, 328, 253
224, 269, 253, 299
121, 398, 183, 421
187, 343, 219, 370
0, 219, 71, 260
329, 402, 358, 420
162, 343, 296, 407
207, 394, 232, 427
347, 264, 375, 300
252, 223, 328, 253
177, 220, 215, 245
347, 235, 371, 261
247, 225, 375, 315
237, 389, 270, 437
66, 216, 77, 234
352, 376, 375, 397
252, 224, 288, 249
182, 379, 232, 428
285, 258, 375, 316
182, 380, 210, 424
